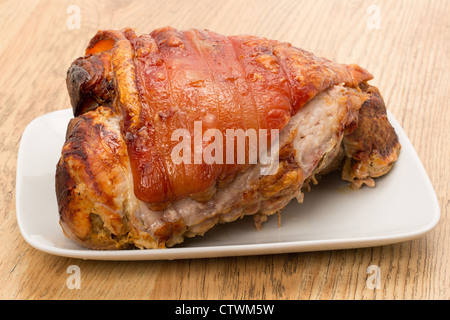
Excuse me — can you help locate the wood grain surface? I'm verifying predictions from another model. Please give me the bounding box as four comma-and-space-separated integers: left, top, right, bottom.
0, 0, 448, 300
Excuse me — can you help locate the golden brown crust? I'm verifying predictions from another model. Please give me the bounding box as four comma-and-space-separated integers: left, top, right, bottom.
342, 85, 401, 188
67, 53, 114, 117
66, 27, 374, 204
56, 107, 134, 249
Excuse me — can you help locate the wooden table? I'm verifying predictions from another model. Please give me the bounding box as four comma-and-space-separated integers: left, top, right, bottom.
0, 0, 448, 300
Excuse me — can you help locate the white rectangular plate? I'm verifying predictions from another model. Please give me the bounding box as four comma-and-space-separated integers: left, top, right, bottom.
16, 109, 440, 260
